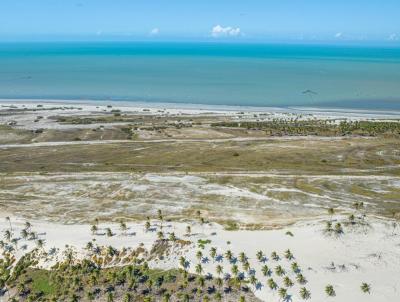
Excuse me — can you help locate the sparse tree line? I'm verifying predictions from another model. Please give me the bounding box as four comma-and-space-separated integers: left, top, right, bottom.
211, 119, 400, 137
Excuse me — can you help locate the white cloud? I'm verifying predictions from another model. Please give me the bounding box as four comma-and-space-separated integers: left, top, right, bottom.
150, 28, 160, 36
211, 25, 241, 38
388, 33, 398, 41
334, 32, 343, 38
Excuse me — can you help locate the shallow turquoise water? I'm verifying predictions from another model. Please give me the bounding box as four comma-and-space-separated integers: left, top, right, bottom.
0, 42, 399, 109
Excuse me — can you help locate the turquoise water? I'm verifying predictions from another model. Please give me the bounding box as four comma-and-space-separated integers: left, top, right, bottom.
0, 42, 400, 109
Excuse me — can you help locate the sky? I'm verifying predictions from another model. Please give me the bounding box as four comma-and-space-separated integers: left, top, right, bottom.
0, 0, 399, 43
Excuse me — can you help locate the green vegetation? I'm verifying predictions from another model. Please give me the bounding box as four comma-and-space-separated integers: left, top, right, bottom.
212, 119, 400, 137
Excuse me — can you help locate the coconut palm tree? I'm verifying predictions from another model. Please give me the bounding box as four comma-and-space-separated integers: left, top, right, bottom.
3, 229, 12, 241
36, 238, 45, 249
123, 293, 132, 302
179, 256, 186, 269
25, 221, 32, 230
256, 250, 264, 262
278, 288, 288, 300
239, 296, 246, 302
91, 224, 98, 235
242, 261, 250, 272
186, 225, 191, 236
261, 265, 271, 277
20, 229, 28, 240
157, 231, 164, 240
361, 282, 371, 294
107, 292, 114, 302
284, 249, 294, 260
145, 220, 151, 232
291, 262, 300, 273
231, 264, 239, 276
334, 223, 343, 234
325, 284, 335, 297
225, 250, 233, 261
249, 275, 257, 286
106, 228, 113, 237
5, 216, 12, 231
299, 287, 311, 300
325, 221, 333, 233
239, 252, 247, 263
214, 292, 222, 301
283, 276, 294, 288
216, 277, 223, 288
168, 232, 176, 241
162, 292, 171, 302
271, 251, 279, 261
216, 264, 223, 276
210, 247, 217, 260
267, 278, 278, 290
275, 265, 285, 276
196, 250, 203, 262
195, 263, 203, 275
296, 274, 307, 285
119, 220, 127, 234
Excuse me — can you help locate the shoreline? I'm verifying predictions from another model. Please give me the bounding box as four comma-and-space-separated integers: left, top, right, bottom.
2, 98, 400, 119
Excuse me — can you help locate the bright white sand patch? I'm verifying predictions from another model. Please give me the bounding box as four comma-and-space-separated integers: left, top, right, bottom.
1, 216, 399, 302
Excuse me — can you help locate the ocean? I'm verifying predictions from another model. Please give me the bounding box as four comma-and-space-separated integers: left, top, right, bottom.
0, 42, 400, 109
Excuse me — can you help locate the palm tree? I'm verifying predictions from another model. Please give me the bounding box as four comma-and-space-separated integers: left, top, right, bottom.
119, 220, 127, 234
216, 264, 223, 276
334, 223, 343, 234
195, 263, 203, 275
157, 231, 164, 240
91, 224, 98, 235
278, 288, 288, 300
325, 284, 335, 297
5, 216, 12, 231
210, 247, 217, 260
242, 261, 250, 272
261, 265, 271, 276
216, 277, 223, 288
284, 249, 293, 260
299, 287, 311, 300
106, 228, 113, 237
145, 220, 151, 232
239, 296, 246, 302
231, 264, 239, 276
291, 262, 300, 273
123, 293, 132, 302
360, 282, 371, 294
214, 292, 222, 301
197, 276, 205, 288
169, 232, 176, 241
107, 292, 114, 302
256, 250, 264, 262
179, 256, 186, 269
275, 265, 285, 276
162, 292, 171, 302
25, 221, 32, 230
239, 252, 247, 263
196, 250, 203, 261
36, 238, 45, 249
296, 274, 307, 285
20, 229, 28, 240
249, 275, 257, 286
271, 251, 279, 261
325, 221, 333, 233
225, 250, 233, 261
186, 225, 191, 236
283, 277, 294, 288
4, 229, 12, 241
267, 278, 278, 290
